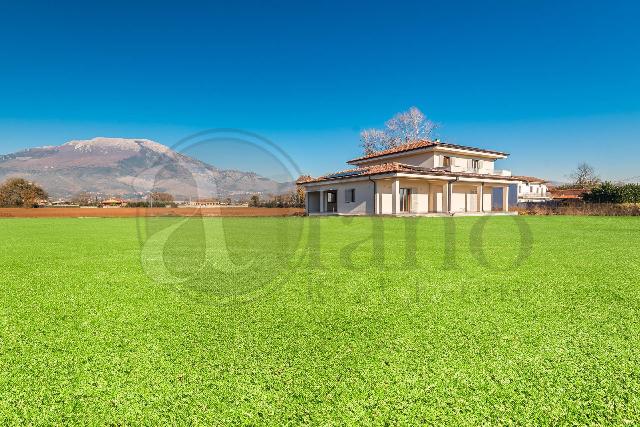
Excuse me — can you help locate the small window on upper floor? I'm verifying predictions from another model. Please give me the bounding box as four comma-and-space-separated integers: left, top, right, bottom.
443, 156, 451, 167
472, 159, 480, 170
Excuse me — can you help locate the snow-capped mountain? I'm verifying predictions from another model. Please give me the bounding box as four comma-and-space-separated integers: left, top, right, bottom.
0, 138, 293, 198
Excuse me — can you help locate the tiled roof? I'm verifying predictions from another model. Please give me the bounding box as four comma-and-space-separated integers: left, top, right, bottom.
348, 140, 508, 164
548, 188, 585, 200
513, 175, 548, 184
300, 162, 522, 184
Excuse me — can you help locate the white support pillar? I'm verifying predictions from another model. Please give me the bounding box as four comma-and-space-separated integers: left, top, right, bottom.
305, 190, 309, 214
502, 185, 509, 212
392, 178, 400, 215
478, 184, 484, 213
426, 183, 431, 213
319, 190, 325, 213
372, 183, 379, 215
442, 182, 449, 213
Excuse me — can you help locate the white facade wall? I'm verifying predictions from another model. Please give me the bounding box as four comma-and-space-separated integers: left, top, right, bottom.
518, 182, 548, 198
377, 180, 393, 214
305, 180, 375, 215
429, 185, 446, 213
445, 154, 495, 173
483, 191, 492, 212
357, 152, 436, 169
338, 180, 374, 214
353, 150, 500, 175
305, 177, 507, 215
376, 178, 443, 214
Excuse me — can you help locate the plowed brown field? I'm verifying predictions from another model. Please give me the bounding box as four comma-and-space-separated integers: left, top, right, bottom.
0, 207, 304, 218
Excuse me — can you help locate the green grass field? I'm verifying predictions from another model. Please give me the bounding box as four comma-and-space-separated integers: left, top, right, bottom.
1, 216, 640, 425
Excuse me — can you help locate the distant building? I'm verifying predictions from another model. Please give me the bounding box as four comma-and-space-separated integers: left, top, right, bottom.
101, 198, 127, 208
47, 200, 79, 208
547, 187, 585, 201
513, 176, 551, 203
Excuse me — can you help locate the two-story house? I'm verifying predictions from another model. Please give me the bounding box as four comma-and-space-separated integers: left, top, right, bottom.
298, 140, 526, 215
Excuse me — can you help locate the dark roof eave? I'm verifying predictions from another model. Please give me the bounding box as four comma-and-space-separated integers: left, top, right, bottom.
302, 169, 523, 185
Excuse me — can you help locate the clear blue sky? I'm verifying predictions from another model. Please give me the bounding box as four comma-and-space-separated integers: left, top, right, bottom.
1, 0, 639, 182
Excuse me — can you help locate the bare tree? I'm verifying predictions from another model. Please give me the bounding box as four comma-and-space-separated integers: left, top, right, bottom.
249, 194, 260, 207
360, 129, 389, 155
0, 178, 48, 208
569, 163, 600, 189
360, 107, 436, 155
71, 191, 93, 206
150, 192, 174, 203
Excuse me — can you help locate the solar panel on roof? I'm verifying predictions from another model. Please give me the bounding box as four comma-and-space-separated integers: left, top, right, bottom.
327, 170, 364, 179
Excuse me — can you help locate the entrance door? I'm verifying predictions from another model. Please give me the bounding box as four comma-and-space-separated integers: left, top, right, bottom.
399, 188, 411, 213
326, 190, 337, 212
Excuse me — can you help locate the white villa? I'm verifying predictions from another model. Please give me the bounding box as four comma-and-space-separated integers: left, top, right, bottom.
513, 177, 550, 204
299, 140, 536, 216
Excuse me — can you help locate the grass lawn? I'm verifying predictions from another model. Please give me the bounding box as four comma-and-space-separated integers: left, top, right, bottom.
1, 216, 639, 425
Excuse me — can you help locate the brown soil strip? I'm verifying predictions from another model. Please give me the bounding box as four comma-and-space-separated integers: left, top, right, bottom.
0, 207, 304, 218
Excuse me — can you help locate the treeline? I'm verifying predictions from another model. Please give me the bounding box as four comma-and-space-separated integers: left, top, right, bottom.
126, 201, 177, 208
583, 182, 640, 204
248, 189, 305, 208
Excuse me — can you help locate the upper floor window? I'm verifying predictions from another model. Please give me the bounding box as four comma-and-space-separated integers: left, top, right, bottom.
443, 156, 451, 167
471, 159, 480, 170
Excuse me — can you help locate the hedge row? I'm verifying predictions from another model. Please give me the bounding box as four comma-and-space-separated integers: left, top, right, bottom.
583, 182, 640, 204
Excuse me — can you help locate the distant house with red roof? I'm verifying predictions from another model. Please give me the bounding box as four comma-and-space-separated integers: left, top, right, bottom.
547, 187, 585, 201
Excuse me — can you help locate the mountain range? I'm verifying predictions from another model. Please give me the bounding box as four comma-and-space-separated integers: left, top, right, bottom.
0, 138, 293, 199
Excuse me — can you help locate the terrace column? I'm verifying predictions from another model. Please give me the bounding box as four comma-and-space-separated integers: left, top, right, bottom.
502, 186, 509, 212
392, 178, 400, 214
478, 184, 484, 213
442, 182, 449, 213
373, 182, 380, 215
319, 190, 325, 213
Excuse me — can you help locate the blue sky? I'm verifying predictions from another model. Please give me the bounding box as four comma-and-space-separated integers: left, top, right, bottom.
1, 0, 639, 182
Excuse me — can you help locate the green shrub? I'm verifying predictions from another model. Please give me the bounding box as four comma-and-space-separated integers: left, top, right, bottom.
583, 182, 640, 204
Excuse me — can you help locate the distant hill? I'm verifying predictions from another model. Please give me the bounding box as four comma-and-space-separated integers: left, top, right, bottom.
0, 137, 293, 198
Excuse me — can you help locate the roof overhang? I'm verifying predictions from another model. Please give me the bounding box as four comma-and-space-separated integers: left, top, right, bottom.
300, 171, 521, 187
348, 145, 508, 166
